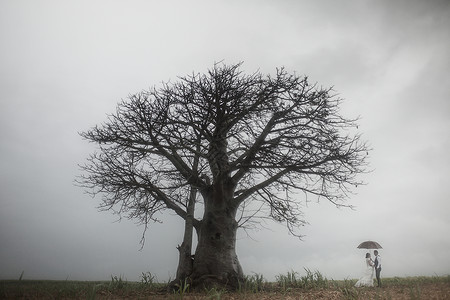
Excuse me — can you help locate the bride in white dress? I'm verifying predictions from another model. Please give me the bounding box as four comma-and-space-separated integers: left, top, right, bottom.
355, 253, 375, 287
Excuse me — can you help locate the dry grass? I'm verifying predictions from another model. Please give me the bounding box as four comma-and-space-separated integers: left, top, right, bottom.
1, 273, 449, 299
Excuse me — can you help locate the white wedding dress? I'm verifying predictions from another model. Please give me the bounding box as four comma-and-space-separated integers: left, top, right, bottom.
354, 258, 374, 287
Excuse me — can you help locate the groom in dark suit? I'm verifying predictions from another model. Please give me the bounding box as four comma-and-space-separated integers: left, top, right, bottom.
374, 250, 382, 287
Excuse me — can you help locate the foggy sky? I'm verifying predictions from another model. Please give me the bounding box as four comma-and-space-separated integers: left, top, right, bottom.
1, 0, 449, 282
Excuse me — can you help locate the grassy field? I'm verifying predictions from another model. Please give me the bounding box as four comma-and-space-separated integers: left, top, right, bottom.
1, 270, 449, 299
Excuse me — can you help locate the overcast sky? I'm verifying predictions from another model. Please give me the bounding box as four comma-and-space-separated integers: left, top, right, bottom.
1, 0, 449, 282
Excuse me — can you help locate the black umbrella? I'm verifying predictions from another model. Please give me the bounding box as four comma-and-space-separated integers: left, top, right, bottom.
357, 240, 382, 249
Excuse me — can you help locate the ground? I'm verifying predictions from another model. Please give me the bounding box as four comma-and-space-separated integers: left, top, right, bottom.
1, 276, 449, 299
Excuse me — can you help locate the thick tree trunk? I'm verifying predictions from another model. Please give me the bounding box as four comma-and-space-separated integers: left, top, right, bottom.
190, 186, 243, 289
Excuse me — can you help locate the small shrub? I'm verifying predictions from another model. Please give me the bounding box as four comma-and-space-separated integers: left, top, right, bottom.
140, 271, 156, 286
300, 268, 328, 289
241, 273, 266, 292
206, 286, 226, 299
109, 275, 127, 290
173, 278, 190, 299
341, 286, 359, 300
276, 269, 299, 289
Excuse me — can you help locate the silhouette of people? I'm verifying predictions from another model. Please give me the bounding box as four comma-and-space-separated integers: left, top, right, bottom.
374, 250, 382, 287
354, 252, 374, 287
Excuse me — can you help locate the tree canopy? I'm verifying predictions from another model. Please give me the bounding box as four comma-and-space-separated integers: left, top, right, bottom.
78, 62, 369, 288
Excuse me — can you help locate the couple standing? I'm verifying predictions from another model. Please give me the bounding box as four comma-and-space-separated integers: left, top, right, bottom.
354, 250, 382, 287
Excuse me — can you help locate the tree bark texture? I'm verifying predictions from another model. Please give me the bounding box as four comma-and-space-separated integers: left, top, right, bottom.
191, 184, 243, 289
192, 209, 243, 288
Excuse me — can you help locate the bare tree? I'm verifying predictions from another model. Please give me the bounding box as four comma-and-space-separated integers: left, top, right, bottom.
78, 63, 369, 289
